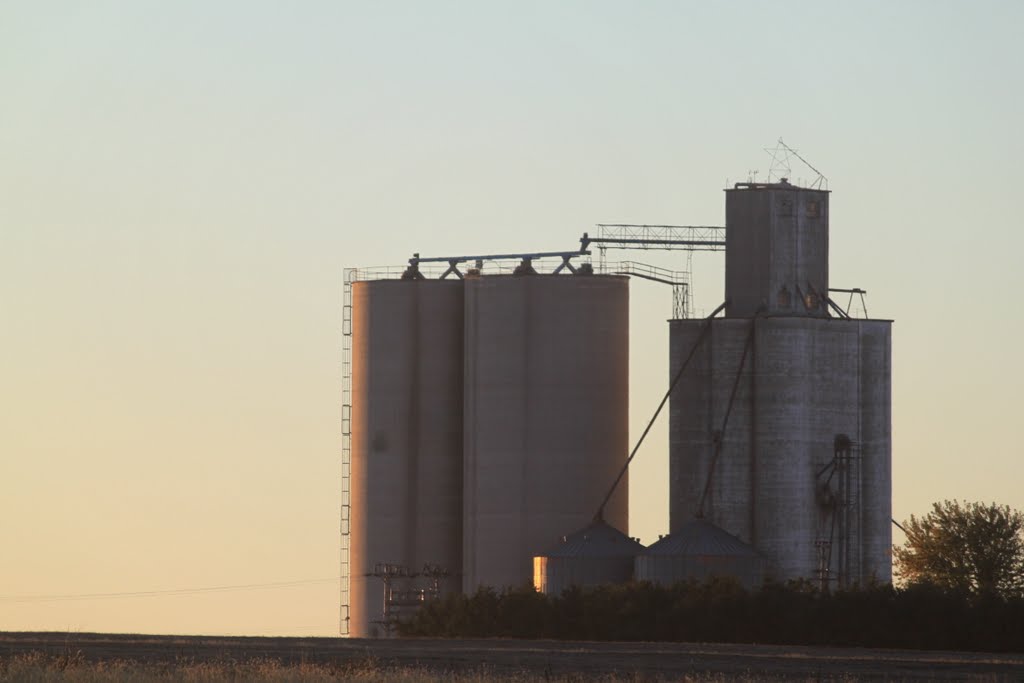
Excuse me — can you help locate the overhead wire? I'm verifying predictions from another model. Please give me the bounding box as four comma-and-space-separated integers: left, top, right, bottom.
0, 578, 339, 604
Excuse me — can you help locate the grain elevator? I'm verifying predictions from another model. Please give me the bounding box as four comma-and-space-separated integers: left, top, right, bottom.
669, 180, 892, 587
341, 169, 893, 636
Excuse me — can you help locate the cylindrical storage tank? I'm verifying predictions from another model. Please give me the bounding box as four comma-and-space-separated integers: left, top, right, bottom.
671, 316, 892, 586
349, 279, 464, 638
751, 318, 860, 582
463, 274, 629, 592
533, 520, 644, 596
635, 519, 767, 589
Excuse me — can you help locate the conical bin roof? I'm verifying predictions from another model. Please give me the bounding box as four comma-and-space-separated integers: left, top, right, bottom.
641, 519, 762, 558
541, 520, 645, 558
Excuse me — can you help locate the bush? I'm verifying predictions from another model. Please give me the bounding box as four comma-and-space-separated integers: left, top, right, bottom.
397, 579, 1024, 652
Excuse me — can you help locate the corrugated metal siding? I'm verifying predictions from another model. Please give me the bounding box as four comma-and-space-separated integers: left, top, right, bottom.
645, 519, 763, 557
534, 521, 644, 595
635, 520, 767, 589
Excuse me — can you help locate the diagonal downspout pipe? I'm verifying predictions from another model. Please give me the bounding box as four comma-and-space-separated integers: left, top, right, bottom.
594, 301, 728, 523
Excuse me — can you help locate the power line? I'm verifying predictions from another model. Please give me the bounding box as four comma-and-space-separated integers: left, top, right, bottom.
0, 578, 338, 604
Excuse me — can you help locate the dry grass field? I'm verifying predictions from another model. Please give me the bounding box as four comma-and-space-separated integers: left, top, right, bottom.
2, 632, 1023, 681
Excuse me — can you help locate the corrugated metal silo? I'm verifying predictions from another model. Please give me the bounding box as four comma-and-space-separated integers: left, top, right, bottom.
463, 273, 629, 592
533, 520, 644, 596
635, 519, 767, 589
349, 279, 464, 637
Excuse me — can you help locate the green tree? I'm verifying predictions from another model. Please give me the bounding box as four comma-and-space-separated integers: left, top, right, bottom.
894, 500, 1024, 597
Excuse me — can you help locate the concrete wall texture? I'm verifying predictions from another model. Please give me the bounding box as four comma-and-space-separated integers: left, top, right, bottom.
725, 183, 830, 318
669, 317, 892, 585
349, 274, 629, 634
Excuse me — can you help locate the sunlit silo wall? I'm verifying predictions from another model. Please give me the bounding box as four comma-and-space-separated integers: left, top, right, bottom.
533, 520, 643, 596
463, 274, 629, 592
349, 280, 464, 637
669, 316, 892, 586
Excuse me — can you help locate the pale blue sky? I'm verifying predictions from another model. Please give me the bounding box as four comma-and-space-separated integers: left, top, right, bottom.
2, 1, 1022, 636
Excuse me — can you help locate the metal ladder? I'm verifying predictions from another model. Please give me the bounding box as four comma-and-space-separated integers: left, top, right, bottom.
339, 269, 354, 635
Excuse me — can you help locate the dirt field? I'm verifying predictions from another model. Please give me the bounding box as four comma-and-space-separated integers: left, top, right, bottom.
2, 631, 1023, 681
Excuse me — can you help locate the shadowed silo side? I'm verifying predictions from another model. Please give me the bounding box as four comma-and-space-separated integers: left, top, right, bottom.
533, 520, 644, 596
858, 320, 893, 583
669, 318, 755, 544
463, 274, 629, 592
349, 280, 463, 637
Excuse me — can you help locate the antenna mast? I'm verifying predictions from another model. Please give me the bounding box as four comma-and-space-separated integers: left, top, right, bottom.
764, 137, 829, 190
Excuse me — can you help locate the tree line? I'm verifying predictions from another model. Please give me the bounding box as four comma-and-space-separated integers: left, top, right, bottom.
398, 579, 1024, 652
398, 500, 1024, 651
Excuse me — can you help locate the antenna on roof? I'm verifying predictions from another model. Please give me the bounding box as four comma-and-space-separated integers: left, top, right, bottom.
764, 137, 829, 190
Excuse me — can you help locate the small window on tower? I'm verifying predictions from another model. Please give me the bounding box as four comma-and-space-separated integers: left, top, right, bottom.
806, 200, 820, 218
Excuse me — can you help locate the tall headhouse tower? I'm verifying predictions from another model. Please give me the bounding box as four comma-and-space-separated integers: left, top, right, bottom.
669, 180, 892, 587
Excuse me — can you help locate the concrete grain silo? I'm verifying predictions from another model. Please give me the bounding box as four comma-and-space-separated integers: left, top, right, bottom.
463, 273, 630, 592
669, 180, 892, 588
855, 323, 893, 582
669, 318, 756, 543
533, 520, 644, 596
349, 279, 464, 637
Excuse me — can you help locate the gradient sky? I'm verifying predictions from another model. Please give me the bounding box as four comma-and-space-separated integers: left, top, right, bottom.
2, 1, 1022, 637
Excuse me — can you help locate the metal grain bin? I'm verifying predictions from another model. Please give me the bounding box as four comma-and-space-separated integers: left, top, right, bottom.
463, 274, 629, 592
635, 519, 767, 589
349, 279, 464, 637
533, 520, 644, 595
